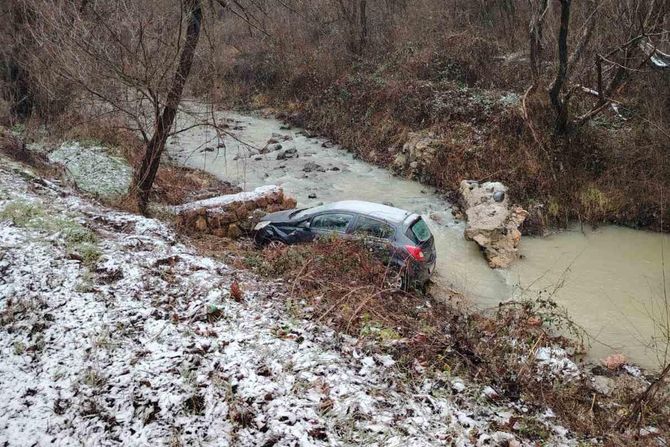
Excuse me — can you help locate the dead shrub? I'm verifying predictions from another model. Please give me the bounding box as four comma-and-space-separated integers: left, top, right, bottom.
231, 237, 669, 442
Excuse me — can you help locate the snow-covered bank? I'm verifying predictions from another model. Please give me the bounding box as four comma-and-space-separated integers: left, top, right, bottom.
0, 161, 575, 446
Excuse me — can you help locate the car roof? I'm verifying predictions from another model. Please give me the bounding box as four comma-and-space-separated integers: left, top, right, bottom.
307, 200, 416, 224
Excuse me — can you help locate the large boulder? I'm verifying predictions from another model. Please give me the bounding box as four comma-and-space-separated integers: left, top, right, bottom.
459, 180, 528, 268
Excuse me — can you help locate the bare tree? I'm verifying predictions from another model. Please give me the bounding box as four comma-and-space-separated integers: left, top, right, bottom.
135, 0, 203, 211
334, 0, 369, 56
528, 0, 549, 87
21, 0, 204, 212
542, 0, 667, 135
545, 0, 600, 134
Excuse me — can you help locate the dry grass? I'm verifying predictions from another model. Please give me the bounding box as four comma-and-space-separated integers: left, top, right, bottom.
216, 237, 670, 444
0, 126, 62, 177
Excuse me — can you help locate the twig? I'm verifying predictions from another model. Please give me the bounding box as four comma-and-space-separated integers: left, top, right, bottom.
316, 285, 373, 322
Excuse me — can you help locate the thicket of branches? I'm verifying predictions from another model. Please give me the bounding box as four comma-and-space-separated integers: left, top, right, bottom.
1, 0, 207, 211
193, 0, 670, 231
0, 0, 668, 218
191, 0, 669, 130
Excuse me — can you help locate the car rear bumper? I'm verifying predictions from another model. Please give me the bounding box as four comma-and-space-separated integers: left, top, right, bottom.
406, 258, 435, 286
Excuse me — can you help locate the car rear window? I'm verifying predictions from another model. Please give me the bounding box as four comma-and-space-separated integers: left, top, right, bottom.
408, 218, 432, 243
352, 216, 395, 239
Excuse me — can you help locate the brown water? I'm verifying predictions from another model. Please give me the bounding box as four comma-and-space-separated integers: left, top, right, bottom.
170, 104, 670, 370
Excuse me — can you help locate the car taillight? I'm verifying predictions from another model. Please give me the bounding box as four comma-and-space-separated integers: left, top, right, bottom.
404, 245, 425, 261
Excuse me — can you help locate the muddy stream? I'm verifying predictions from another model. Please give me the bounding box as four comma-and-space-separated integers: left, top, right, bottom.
170, 106, 670, 370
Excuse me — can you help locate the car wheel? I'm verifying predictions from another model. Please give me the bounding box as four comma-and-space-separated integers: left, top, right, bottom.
387, 271, 403, 290
386, 268, 411, 292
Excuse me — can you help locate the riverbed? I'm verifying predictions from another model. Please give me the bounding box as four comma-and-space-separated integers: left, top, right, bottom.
170, 105, 670, 370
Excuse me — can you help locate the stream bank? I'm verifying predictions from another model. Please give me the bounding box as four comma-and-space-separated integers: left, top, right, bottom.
170, 104, 670, 371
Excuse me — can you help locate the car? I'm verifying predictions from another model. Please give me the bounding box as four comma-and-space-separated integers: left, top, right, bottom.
253, 200, 436, 290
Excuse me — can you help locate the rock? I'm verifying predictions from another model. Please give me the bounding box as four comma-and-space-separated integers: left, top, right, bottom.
233, 204, 249, 220
601, 353, 626, 370
459, 180, 528, 268
279, 124, 291, 130
241, 148, 260, 158
227, 224, 242, 239
391, 131, 441, 182
481, 386, 499, 400
429, 212, 443, 224
282, 196, 297, 209
590, 375, 615, 396
308, 193, 317, 199
260, 143, 282, 154
254, 156, 263, 161
200, 146, 215, 153
451, 378, 466, 393
393, 153, 407, 170
214, 211, 237, 224
195, 216, 208, 232
255, 196, 268, 208
321, 141, 334, 148
330, 166, 340, 171
212, 227, 228, 238
303, 162, 325, 173
271, 132, 292, 141
276, 148, 298, 160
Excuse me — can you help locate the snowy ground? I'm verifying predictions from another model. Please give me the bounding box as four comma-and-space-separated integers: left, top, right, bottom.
0, 160, 576, 446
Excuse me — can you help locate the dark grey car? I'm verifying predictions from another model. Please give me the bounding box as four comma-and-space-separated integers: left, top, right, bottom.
253, 200, 436, 289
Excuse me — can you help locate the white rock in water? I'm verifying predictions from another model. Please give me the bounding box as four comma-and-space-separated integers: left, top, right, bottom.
459, 180, 528, 268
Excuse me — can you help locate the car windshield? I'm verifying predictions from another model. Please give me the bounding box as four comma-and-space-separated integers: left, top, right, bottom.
409, 218, 432, 243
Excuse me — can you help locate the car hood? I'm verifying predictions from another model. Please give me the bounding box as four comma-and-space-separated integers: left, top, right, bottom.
261, 209, 300, 224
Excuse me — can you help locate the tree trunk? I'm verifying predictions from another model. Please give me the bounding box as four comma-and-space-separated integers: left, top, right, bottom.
134, 0, 202, 213
549, 0, 571, 135
529, 0, 548, 86
358, 0, 368, 56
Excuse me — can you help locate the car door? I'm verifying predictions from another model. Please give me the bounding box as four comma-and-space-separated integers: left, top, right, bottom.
350, 215, 396, 263
308, 212, 355, 240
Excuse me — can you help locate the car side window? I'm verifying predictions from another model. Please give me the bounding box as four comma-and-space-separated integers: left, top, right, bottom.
311, 213, 353, 232
352, 216, 394, 239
